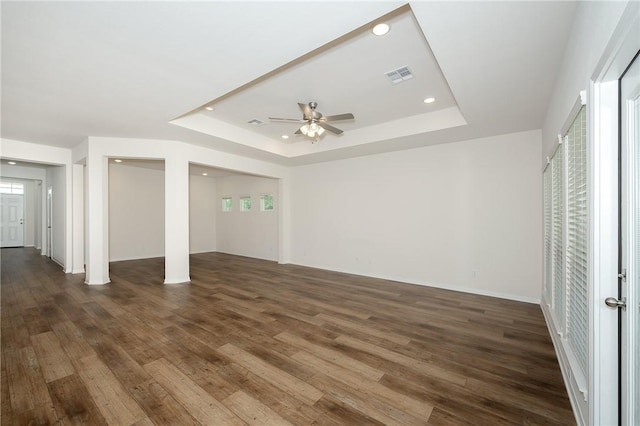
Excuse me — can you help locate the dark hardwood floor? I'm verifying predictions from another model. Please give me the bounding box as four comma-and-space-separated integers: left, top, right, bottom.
1, 248, 575, 425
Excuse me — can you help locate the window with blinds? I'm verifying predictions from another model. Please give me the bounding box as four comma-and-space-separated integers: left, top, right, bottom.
565, 106, 588, 374
542, 98, 589, 387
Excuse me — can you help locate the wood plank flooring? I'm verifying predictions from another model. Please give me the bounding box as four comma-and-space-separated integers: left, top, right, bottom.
1, 248, 576, 425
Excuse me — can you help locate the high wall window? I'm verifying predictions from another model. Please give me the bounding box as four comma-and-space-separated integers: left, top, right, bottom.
260, 194, 274, 211
222, 197, 232, 212
240, 196, 251, 212
543, 102, 588, 386
0, 182, 24, 194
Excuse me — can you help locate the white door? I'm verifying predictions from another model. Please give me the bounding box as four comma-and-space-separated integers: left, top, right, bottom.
0, 193, 25, 247
619, 52, 640, 426
47, 186, 52, 258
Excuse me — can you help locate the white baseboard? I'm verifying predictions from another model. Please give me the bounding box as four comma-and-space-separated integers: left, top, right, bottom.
540, 299, 587, 426
109, 253, 165, 262
288, 260, 540, 304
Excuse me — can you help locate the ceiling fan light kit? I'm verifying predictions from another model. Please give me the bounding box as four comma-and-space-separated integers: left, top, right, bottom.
300, 122, 325, 138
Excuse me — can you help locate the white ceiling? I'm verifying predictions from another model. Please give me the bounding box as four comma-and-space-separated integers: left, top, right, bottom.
1, 1, 577, 166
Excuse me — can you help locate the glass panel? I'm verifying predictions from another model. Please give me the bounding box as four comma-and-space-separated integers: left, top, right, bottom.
11, 183, 24, 195
0, 182, 24, 194
261, 194, 274, 211
0, 182, 12, 194
240, 197, 251, 211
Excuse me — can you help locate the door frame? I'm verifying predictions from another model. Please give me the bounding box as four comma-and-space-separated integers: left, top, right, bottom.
619, 49, 640, 426
590, 2, 640, 424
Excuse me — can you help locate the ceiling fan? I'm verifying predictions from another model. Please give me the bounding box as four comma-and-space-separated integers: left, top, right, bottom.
269, 102, 355, 138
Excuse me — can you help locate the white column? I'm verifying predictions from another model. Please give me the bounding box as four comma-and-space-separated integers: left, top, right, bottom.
278, 176, 291, 264
63, 164, 73, 273
164, 153, 190, 284
85, 155, 110, 285
71, 163, 85, 273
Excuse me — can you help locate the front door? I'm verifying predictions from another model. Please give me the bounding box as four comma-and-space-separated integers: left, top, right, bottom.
619, 51, 640, 426
0, 193, 25, 248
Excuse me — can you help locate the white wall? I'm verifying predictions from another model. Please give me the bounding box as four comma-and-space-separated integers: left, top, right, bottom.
108, 164, 218, 261
109, 163, 165, 261
291, 130, 542, 302
189, 174, 216, 254
46, 165, 66, 266
541, 1, 628, 163
217, 175, 279, 261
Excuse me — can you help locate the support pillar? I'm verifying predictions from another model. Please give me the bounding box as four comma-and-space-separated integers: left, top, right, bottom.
85, 155, 110, 284
71, 163, 85, 274
164, 154, 190, 284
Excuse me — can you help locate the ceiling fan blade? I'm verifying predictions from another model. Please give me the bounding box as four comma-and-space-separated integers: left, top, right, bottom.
322, 113, 354, 122
294, 128, 303, 135
318, 122, 343, 135
269, 117, 306, 123
298, 102, 312, 119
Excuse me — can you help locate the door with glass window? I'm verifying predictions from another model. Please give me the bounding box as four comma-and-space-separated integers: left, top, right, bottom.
0, 193, 24, 247
619, 51, 640, 426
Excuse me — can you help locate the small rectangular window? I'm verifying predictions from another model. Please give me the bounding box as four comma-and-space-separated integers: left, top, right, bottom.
240, 196, 252, 212
260, 194, 274, 211
222, 197, 232, 212
0, 182, 24, 195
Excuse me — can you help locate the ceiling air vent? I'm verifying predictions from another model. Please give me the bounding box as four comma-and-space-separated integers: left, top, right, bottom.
385, 66, 414, 84
247, 119, 265, 126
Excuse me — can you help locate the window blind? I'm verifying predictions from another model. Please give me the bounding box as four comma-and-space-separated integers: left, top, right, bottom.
566, 106, 588, 374
544, 167, 553, 304
552, 146, 565, 326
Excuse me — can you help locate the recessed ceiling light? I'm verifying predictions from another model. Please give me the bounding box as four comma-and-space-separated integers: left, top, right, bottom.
204, 106, 214, 111
372, 23, 390, 36
281, 135, 289, 140
423, 97, 436, 104
114, 159, 123, 163
8, 161, 16, 165
202, 173, 208, 176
